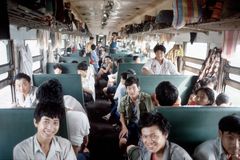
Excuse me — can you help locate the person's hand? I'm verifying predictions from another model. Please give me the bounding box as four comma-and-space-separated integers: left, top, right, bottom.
119, 126, 128, 139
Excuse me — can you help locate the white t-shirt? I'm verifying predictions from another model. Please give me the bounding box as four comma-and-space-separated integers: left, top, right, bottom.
81, 75, 96, 101
114, 83, 126, 111
66, 111, 90, 147
16, 86, 38, 108
142, 58, 179, 75
63, 95, 86, 113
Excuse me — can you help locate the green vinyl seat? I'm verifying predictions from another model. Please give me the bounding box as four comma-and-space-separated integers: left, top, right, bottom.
32, 74, 84, 106
154, 107, 240, 154
138, 75, 198, 105
0, 108, 67, 160
46, 63, 78, 74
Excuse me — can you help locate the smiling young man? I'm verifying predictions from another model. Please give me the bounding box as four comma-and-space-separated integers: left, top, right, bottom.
13, 102, 76, 160
127, 112, 192, 160
194, 114, 240, 160
14, 73, 38, 108
141, 44, 179, 75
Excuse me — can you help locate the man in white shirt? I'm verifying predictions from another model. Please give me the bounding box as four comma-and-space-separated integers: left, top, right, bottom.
77, 61, 95, 102
142, 44, 179, 75
14, 73, 38, 108
13, 102, 76, 160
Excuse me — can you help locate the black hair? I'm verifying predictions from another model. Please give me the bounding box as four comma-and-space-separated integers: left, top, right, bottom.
126, 69, 136, 76
125, 76, 139, 87
199, 76, 217, 88
72, 60, 78, 63
105, 55, 112, 60
219, 114, 240, 134
90, 36, 94, 40
139, 112, 171, 135
133, 56, 139, 61
14, 73, 31, 83
216, 93, 230, 106
194, 76, 217, 92
121, 72, 129, 80
153, 44, 166, 53
112, 32, 118, 36
91, 44, 96, 50
117, 58, 123, 64
155, 81, 179, 106
77, 61, 88, 71
195, 87, 215, 105
36, 79, 64, 106
53, 63, 63, 70
34, 102, 65, 123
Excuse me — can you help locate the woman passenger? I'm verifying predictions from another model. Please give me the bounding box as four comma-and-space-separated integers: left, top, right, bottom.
195, 87, 215, 106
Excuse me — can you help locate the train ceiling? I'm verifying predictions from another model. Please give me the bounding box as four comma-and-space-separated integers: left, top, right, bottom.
69, 0, 171, 35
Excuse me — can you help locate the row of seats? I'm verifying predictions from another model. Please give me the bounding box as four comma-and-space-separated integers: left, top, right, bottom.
1, 107, 239, 159
46, 62, 198, 105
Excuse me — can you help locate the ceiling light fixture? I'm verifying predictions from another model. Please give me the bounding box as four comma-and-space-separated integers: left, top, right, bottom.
101, 0, 114, 29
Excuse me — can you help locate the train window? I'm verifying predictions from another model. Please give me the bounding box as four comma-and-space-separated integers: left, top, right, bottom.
0, 85, 12, 108
0, 40, 10, 65
225, 86, 240, 105
229, 45, 240, 67
185, 43, 208, 59
164, 42, 175, 53
24, 40, 41, 57
0, 73, 8, 81
33, 61, 41, 71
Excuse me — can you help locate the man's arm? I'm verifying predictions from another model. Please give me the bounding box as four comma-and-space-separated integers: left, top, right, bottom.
119, 113, 128, 139
141, 67, 154, 75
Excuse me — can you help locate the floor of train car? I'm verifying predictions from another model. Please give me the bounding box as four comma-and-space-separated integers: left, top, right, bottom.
86, 82, 125, 160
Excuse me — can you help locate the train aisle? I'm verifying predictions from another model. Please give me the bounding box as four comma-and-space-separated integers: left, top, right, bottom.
86, 98, 124, 160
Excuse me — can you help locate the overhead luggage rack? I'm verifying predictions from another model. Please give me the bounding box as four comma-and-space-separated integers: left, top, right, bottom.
7, 2, 90, 35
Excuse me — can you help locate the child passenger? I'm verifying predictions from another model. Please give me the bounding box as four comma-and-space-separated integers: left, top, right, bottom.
13, 102, 76, 159
216, 93, 232, 106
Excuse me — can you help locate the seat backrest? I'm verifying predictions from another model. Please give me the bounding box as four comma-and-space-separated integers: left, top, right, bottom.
47, 63, 78, 74
59, 56, 89, 64
32, 74, 84, 105
0, 108, 67, 160
117, 63, 144, 84
154, 107, 240, 154
138, 75, 198, 104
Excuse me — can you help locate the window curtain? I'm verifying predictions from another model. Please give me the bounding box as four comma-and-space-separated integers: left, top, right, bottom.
222, 31, 240, 60
19, 45, 33, 82
193, 47, 222, 92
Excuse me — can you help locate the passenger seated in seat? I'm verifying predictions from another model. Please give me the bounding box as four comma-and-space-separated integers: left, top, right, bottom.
13, 102, 76, 160
193, 114, 240, 160
133, 56, 141, 64
97, 56, 113, 81
53, 63, 63, 74
77, 61, 95, 103
119, 76, 154, 148
13, 73, 38, 108
194, 87, 215, 105
102, 71, 132, 122
155, 81, 181, 106
216, 93, 232, 106
188, 76, 217, 105
36, 79, 90, 160
127, 112, 192, 160
142, 44, 179, 75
